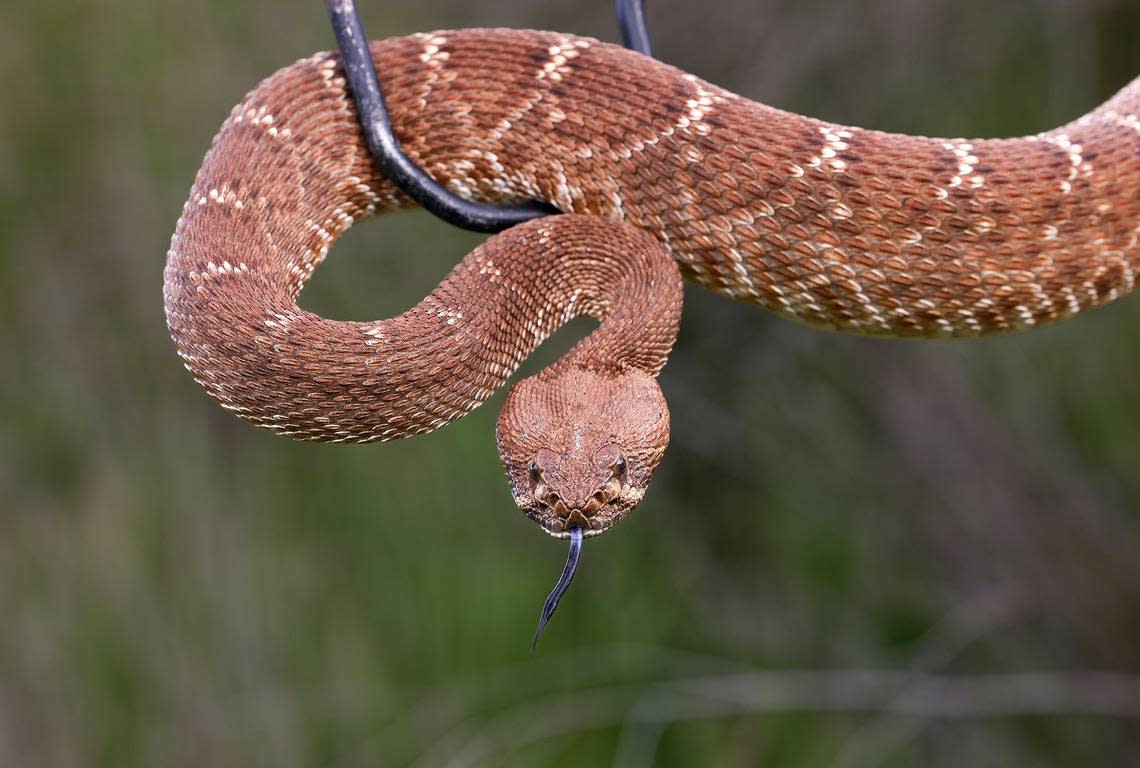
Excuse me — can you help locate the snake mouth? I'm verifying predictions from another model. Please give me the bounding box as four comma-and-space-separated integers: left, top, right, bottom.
527, 479, 639, 538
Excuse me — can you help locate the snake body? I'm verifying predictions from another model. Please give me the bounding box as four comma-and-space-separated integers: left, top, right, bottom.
165, 29, 1140, 536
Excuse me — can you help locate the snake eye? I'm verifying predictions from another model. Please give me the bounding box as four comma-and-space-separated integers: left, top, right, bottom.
613, 456, 626, 476
529, 461, 542, 482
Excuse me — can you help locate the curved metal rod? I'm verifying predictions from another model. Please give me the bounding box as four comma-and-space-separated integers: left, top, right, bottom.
531, 527, 584, 652
616, 0, 653, 57
323, 0, 558, 233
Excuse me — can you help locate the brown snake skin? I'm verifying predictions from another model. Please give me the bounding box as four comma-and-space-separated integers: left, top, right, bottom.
164, 29, 1140, 536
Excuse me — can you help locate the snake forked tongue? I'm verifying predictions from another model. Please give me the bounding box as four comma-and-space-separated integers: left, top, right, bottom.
532, 527, 584, 652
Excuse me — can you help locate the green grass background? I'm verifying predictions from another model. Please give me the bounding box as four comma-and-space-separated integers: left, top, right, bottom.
2, 0, 1139, 765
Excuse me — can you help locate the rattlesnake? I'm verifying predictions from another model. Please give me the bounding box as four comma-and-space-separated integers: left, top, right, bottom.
164, 29, 1140, 539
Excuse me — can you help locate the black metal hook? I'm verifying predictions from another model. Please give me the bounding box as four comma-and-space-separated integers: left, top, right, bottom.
323, 0, 655, 234
616, 0, 653, 57
323, 0, 558, 233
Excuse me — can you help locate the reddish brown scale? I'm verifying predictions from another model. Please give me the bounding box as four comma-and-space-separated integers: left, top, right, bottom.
166, 29, 1140, 534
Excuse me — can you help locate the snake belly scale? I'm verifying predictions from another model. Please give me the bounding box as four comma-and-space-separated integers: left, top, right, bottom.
164, 29, 1140, 537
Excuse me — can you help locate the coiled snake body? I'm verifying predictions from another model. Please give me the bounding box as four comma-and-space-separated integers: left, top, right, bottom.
165, 29, 1140, 537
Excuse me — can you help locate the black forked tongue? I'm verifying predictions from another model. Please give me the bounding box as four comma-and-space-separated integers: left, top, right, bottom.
531, 527, 584, 653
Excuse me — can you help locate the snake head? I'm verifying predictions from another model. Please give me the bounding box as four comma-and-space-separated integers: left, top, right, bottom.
496, 365, 670, 538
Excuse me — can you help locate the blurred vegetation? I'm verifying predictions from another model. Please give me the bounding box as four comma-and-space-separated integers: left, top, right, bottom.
2, 0, 1140, 765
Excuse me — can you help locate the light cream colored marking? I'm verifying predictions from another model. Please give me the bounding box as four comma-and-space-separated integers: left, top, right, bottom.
810, 126, 853, 173
418, 34, 450, 67
1122, 260, 1136, 293
316, 57, 347, 97
198, 260, 251, 282
536, 38, 581, 83
481, 37, 584, 193
1102, 109, 1140, 136
263, 310, 299, 333
676, 75, 716, 137
1041, 132, 1093, 193
942, 141, 981, 188
609, 75, 727, 171
725, 248, 759, 298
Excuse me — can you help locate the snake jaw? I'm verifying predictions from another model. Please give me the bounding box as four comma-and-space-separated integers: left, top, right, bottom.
506, 454, 652, 538
525, 474, 636, 537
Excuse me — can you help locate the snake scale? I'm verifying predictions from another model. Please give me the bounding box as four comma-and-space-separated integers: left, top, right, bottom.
165, 29, 1140, 538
